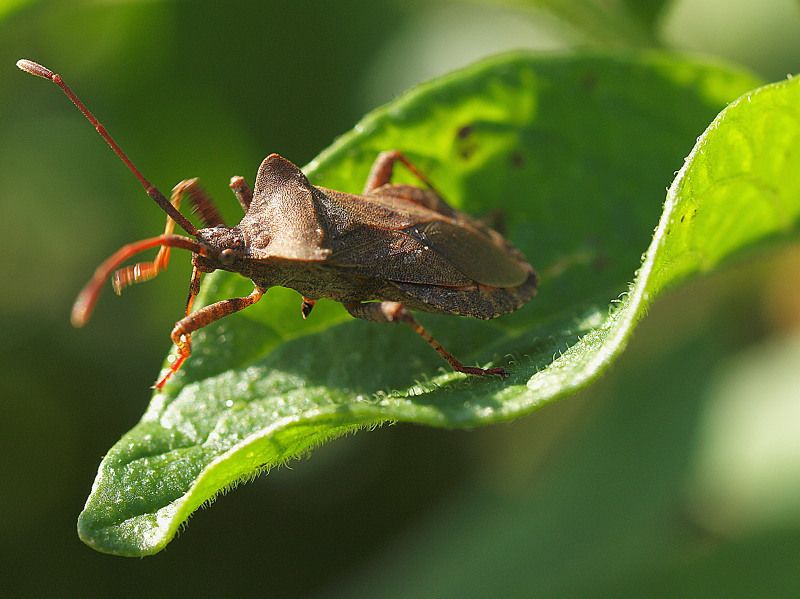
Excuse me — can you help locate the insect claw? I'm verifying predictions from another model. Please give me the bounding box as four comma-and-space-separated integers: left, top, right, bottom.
487, 367, 509, 378
456, 365, 508, 378
154, 353, 187, 390
154, 369, 171, 390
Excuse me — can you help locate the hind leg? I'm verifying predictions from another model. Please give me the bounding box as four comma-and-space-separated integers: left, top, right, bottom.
364, 150, 459, 213
345, 301, 507, 378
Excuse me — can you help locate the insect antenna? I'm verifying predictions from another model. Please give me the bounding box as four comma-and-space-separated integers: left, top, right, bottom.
71, 234, 208, 328
16, 58, 198, 236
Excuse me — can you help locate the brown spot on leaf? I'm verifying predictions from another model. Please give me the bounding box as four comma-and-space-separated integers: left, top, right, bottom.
456, 124, 478, 160
457, 124, 473, 139
510, 151, 524, 169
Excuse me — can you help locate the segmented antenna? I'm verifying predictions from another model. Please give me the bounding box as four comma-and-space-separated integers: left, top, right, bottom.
16, 59, 198, 236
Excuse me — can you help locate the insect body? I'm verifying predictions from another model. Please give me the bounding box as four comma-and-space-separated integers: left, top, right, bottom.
17, 59, 537, 387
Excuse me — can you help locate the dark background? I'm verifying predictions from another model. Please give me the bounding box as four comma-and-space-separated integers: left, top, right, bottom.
2, 1, 800, 596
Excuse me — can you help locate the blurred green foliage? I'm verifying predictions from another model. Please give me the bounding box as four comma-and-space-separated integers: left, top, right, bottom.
2, 0, 800, 596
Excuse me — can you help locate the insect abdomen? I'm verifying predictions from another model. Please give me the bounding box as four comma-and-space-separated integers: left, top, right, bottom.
389, 270, 538, 319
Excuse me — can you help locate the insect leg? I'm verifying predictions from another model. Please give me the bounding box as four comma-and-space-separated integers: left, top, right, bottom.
301, 297, 316, 319
364, 150, 437, 193
71, 234, 207, 327
112, 178, 222, 294
177, 178, 225, 228
229, 176, 253, 212
364, 150, 458, 215
344, 301, 507, 378
184, 264, 203, 316
155, 285, 265, 389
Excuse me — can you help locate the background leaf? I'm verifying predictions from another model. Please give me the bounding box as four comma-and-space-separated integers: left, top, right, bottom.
483, 0, 667, 46
74, 51, 793, 556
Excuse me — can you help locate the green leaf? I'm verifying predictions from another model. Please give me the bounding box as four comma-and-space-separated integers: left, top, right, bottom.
488, 0, 667, 46
78, 51, 796, 556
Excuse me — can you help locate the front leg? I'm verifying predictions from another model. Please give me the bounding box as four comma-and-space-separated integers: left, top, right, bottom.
155, 286, 265, 389
112, 178, 223, 294
345, 301, 507, 378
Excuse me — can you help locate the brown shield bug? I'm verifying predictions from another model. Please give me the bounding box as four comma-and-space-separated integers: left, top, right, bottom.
17, 59, 537, 388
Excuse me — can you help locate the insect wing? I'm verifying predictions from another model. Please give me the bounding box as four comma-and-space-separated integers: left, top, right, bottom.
329, 225, 474, 286
407, 219, 530, 287
327, 192, 530, 288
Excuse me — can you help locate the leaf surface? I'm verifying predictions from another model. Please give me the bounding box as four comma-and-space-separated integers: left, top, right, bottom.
79, 52, 800, 556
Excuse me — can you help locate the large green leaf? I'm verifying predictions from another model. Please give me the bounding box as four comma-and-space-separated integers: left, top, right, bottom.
78, 51, 799, 556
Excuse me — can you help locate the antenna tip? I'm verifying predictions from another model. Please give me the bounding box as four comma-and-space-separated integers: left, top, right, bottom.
16, 59, 54, 80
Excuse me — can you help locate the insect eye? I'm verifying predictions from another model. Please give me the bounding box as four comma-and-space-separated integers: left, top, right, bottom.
219, 248, 236, 266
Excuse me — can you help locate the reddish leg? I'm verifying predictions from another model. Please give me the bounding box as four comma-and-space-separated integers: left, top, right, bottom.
184, 265, 203, 316
229, 176, 253, 212
364, 150, 457, 217
71, 234, 206, 327
178, 178, 225, 228
345, 301, 507, 378
112, 178, 223, 295
365, 150, 441, 193
301, 297, 316, 319
155, 286, 265, 389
